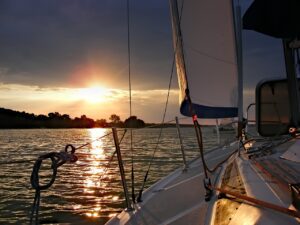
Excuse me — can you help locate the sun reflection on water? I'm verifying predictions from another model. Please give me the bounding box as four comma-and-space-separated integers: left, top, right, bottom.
75, 128, 121, 219
84, 128, 107, 218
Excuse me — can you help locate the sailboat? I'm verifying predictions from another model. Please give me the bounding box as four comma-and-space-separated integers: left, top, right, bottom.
106, 0, 300, 224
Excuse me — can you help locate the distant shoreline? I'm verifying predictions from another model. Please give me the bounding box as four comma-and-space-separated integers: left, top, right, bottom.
0, 123, 212, 129
1, 107, 211, 129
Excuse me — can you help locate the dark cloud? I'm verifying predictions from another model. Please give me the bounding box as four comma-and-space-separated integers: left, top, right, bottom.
243, 30, 286, 90
0, 0, 173, 89
0, 0, 287, 93
241, 0, 286, 90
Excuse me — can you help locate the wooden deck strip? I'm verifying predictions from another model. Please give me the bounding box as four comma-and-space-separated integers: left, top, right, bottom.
254, 157, 300, 185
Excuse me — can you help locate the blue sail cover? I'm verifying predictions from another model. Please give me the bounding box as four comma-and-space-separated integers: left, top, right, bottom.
170, 0, 239, 119
180, 101, 238, 118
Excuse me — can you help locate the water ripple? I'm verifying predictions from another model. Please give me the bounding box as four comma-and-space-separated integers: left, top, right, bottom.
0, 127, 234, 224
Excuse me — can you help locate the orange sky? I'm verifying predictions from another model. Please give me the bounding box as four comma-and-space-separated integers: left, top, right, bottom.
0, 83, 180, 122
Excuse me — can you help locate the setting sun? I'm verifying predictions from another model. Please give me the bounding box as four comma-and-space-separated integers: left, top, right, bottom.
78, 86, 110, 104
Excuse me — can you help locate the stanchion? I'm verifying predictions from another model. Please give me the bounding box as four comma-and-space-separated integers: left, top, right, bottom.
112, 128, 133, 211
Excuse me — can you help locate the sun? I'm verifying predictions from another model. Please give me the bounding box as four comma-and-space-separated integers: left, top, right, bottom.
79, 86, 110, 104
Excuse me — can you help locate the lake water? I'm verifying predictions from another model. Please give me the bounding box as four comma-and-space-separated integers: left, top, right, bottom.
0, 127, 235, 224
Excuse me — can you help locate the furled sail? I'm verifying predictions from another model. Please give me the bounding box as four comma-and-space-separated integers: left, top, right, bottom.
170, 0, 239, 118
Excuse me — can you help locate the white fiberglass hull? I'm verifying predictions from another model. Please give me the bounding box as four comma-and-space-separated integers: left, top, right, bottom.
106, 137, 300, 225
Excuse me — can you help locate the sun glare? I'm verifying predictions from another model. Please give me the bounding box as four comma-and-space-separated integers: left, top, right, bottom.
79, 86, 109, 104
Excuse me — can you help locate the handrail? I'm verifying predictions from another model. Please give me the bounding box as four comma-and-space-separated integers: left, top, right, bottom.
246, 103, 256, 134
175, 117, 188, 171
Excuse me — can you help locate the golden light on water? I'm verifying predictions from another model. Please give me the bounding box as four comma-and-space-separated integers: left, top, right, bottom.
82, 128, 119, 219
83, 129, 106, 217
94, 206, 101, 211
90, 167, 104, 174
72, 204, 82, 210
85, 212, 100, 218
112, 196, 119, 201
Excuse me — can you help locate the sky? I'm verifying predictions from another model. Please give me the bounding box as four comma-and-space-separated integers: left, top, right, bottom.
0, 0, 286, 123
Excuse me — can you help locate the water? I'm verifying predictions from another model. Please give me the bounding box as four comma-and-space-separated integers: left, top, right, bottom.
0, 127, 235, 224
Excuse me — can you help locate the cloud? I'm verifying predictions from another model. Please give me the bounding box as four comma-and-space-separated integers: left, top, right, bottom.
0, 83, 180, 122
0, 0, 289, 124
0, 0, 173, 90
243, 30, 286, 92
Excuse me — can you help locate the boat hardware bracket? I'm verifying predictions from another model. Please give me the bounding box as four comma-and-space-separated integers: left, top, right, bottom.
203, 177, 213, 201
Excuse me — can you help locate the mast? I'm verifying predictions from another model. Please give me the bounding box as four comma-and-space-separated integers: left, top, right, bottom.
232, 0, 244, 137
283, 40, 300, 128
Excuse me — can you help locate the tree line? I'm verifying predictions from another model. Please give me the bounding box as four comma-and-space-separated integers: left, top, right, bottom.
0, 107, 145, 129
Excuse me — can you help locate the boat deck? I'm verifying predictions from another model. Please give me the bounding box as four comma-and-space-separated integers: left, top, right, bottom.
106, 137, 300, 225
106, 143, 238, 225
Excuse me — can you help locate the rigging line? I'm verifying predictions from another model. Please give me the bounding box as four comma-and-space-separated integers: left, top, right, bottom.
29, 129, 126, 224
0, 129, 128, 166
119, 129, 128, 144
296, 48, 300, 74
170, 0, 212, 198
148, 55, 175, 168
126, 0, 135, 203
136, 32, 177, 202
137, 55, 175, 203
75, 132, 112, 150
137, 0, 185, 202
0, 132, 113, 166
30, 189, 40, 225
200, 125, 287, 176
208, 148, 238, 173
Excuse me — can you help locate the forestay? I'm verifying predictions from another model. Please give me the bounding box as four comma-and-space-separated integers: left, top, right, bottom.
170, 0, 239, 118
